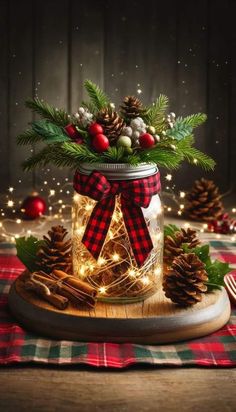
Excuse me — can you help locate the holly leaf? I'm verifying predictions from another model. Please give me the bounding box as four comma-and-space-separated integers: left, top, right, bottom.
205, 260, 232, 291
15, 235, 45, 272
164, 224, 180, 238
190, 244, 210, 264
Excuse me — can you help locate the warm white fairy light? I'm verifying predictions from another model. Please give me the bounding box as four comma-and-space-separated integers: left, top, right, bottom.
58, 199, 63, 204
141, 276, 150, 285
184, 222, 190, 228
85, 203, 93, 211
8, 187, 14, 193
7, 200, 14, 208
177, 211, 182, 216
16, 219, 21, 224
232, 208, 236, 213
180, 191, 185, 198
167, 207, 172, 212
128, 269, 136, 278
99, 286, 107, 294
154, 267, 161, 276
50, 189, 55, 196
180, 204, 184, 209
193, 158, 198, 164
98, 257, 106, 266
112, 253, 120, 262
165, 174, 172, 181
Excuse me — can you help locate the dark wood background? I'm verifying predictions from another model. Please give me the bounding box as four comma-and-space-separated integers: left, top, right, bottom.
0, 0, 235, 195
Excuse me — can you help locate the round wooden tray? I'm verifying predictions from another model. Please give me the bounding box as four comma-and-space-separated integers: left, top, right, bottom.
8, 274, 231, 344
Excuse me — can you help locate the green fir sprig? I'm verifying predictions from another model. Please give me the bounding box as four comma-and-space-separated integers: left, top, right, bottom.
25, 97, 70, 127
84, 80, 109, 112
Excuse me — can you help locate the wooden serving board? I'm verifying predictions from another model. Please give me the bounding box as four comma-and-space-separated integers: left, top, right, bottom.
8, 274, 231, 344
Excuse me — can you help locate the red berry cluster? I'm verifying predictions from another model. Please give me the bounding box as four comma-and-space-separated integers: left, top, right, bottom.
208, 213, 236, 235
88, 123, 109, 152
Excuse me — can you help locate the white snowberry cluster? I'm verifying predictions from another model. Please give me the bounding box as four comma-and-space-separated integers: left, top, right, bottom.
166, 112, 176, 128
75, 107, 93, 128
122, 117, 147, 146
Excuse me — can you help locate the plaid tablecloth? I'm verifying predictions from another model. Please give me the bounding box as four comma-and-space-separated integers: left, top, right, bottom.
0, 240, 235, 368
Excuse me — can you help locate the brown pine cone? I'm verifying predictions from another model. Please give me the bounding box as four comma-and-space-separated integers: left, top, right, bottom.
120, 96, 145, 121
97, 107, 124, 144
164, 228, 200, 265
185, 178, 224, 222
37, 225, 72, 274
163, 253, 208, 306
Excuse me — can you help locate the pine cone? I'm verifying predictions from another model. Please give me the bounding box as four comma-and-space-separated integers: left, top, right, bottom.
37, 225, 72, 274
163, 253, 208, 306
164, 228, 200, 265
120, 96, 145, 121
97, 107, 124, 144
185, 178, 224, 222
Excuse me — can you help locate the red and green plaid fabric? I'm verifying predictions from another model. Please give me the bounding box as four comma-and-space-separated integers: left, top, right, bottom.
0, 240, 235, 368
73, 170, 161, 266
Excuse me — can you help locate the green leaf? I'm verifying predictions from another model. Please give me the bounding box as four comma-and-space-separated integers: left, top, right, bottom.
32, 120, 69, 143
166, 121, 193, 140
15, 235, 44, 272
190, 244, 210, 264
25, 97, 70, 126
205, 260, 232, 288
144, 94, 168, 130
17, 129, 44, 146
164, 224, 180, 238
177, 113, 207, 128
84, 80, 109, 111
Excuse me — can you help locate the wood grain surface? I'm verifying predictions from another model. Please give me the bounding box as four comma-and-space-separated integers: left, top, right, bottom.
0, 368, 235, 412
8, 274, 231, 343
0, 0, 236, 193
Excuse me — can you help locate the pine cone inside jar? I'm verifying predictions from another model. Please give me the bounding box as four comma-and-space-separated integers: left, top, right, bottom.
97, 107, 124, 144
185, 178, 224, 222
37, 225, 72, 274
163, 253, 208, 306
164, 228, 200, 266
120, 96, 145, 122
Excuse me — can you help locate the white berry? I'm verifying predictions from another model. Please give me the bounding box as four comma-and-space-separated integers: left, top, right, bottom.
122, 126, 133, 137
132, 130, 140, 139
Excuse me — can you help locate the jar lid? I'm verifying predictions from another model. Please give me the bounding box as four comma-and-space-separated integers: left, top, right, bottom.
78, 162, 158, 180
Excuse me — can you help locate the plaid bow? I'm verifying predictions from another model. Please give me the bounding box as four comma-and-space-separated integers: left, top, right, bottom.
73, 170, 161, 267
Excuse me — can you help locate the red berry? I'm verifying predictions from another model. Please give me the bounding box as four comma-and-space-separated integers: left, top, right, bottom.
139, 133, 155, 149
65, 124, 83, 142
93, 134, 109, 152
89, 122, 103, 136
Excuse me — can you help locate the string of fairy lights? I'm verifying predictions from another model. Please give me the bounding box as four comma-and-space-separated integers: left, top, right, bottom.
0, 173, 236, 245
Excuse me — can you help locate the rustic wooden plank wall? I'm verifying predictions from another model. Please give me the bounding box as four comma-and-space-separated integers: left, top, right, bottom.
0, 0, 235, 194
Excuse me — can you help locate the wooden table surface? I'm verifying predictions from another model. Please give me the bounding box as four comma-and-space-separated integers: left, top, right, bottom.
0, 367, 235, 411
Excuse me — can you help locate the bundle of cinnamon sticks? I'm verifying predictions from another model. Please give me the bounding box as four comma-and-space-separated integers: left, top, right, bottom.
24, 270, 97, 310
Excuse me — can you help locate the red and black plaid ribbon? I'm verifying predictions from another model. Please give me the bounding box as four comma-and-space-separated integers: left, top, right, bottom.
73, 170, 161, 267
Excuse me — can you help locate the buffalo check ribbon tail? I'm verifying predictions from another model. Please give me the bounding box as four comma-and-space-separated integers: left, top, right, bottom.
121, 197, 153, 267
82, 196, 115, 260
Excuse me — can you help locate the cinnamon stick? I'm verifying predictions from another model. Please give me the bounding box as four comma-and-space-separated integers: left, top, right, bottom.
52, 269, 97, 307
24, 280, 69, 310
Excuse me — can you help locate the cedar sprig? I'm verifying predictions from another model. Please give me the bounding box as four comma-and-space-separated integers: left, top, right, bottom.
32, 120, 69, 143
25, 97, 70, 127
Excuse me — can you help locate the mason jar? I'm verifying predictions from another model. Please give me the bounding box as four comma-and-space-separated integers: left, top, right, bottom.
72, 163, 164, 303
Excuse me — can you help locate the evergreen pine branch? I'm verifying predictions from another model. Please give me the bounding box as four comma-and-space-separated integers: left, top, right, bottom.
32, 120, 69, 143
57, 142, 101, 165
177, 113, 207, 128
166, 121, 192, 140
101, 146, 126, 163
176, 136, 215, 170
144, 94, 169, 129
84, 80, 109, 112
17, 129, 44, 145
25, 97, 70, 126
22, 146, 54, 171
139, 147, 183, 169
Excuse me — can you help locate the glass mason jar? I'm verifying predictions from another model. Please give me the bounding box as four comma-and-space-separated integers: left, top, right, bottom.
72, 163, 164, 303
